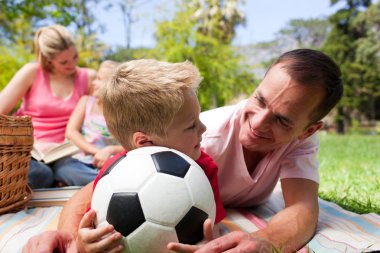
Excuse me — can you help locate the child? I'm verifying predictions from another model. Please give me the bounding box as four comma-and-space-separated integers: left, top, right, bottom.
55, 61, 124, 186
76, 59, 226, 253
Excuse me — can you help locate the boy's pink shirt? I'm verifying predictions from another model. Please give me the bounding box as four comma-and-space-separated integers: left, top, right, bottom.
200, 100, 320, 207
15, 66, 88, 143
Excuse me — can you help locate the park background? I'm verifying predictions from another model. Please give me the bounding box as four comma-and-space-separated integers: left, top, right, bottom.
0, 0, 379, 215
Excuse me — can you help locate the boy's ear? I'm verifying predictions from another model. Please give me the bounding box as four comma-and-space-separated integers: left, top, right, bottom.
299, 121, 324, 140
132, 132, 154, 148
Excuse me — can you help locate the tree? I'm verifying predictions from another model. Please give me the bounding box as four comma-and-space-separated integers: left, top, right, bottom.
118, 0, 149, 49
322, 0, 372, 133
351, 1, 380, 129
153, 0, 253, 109
277, 18, 331, 49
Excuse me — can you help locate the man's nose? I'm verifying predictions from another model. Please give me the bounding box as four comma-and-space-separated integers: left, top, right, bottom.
250, 109, 271, 129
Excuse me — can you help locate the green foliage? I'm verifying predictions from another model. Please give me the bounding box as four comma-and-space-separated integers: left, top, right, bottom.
152, 0, 254, 110
318, 133, 380, 214
0, 44, 34, 91
322, 0, 380, 132
105, 47, 153, 62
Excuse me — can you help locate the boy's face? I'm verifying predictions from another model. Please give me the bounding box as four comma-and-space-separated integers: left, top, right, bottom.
153, 88, 206, 161
239, 63, 323, 155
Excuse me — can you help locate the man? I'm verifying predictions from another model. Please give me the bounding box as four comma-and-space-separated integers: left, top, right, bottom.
23, 49, 343, 253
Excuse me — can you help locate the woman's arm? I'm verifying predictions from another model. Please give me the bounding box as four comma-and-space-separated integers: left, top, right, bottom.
65, 96, 99, 155
0, 62, 37, 114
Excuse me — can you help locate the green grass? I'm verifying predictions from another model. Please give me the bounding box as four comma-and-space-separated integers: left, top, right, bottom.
317, 133, 380, 214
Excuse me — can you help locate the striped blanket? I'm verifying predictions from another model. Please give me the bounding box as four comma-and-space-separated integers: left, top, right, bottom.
1, 186, 379, 253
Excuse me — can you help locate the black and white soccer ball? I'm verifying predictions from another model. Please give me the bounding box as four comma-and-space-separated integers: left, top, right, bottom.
91, 146, 216, 253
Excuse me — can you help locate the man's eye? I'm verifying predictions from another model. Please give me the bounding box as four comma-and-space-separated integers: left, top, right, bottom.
254, 95, 265, 106
276, 117, 290, 128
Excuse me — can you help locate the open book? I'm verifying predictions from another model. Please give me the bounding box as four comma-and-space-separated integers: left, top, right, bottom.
31, 140, 80, 164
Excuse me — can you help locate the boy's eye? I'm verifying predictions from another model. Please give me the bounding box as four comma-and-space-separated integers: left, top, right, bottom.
187, 123, 196, 130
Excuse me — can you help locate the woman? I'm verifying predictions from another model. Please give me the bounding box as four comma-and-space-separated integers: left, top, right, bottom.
0, 24, 96, 188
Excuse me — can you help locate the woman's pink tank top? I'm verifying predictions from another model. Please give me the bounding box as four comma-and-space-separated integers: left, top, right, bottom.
16, 66, 89, 143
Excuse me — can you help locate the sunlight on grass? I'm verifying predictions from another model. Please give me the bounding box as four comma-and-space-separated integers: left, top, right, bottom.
317, 134, 380, 214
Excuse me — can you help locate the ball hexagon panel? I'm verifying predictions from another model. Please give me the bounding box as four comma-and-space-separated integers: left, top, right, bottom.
108, 154, 156, 192
175, 206, 208, 244
139, 173, 192, 226
151, 151, 190, 178
106, 192, 145, 237
126, 221, 177, 253
185, 165, 216, 223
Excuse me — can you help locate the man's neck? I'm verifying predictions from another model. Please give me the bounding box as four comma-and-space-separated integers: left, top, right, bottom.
243, 147, 266, 175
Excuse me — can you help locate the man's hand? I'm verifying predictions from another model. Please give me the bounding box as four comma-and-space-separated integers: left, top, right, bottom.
193, 231, 272, 253
22, 230, 77, 253
167, 218, 214, 253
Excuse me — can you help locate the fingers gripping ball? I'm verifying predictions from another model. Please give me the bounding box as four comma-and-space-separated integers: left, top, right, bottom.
91, 146, 216, 253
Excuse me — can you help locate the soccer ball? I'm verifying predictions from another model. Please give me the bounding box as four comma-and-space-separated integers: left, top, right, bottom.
91, 146, 216, 253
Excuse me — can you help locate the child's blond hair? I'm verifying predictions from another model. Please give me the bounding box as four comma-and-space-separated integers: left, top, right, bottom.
90, 60, 121, 96
102, 59, 202, 149
34, 24, 75, 72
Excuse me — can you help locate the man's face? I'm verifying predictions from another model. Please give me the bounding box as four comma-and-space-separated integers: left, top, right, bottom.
239, 63, 324, 154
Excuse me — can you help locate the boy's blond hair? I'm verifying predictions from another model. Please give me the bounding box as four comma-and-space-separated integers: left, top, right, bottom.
34, 24, 75, 72
99, 60, 120, 72
102, 59, 202, 149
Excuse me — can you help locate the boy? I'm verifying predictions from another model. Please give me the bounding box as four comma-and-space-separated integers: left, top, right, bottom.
76, 59, 226, 253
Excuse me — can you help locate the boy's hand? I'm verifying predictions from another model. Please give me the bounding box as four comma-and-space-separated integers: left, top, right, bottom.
167, 218, 214, 253
77, 209, 124, 253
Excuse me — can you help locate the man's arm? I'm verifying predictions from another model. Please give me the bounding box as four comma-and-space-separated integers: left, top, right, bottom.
58, 182, 94, 237
253, 178, 319, 252
195, 178, 319, 253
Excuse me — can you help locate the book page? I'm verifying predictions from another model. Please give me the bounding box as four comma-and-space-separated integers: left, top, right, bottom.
32, 140, 79, 164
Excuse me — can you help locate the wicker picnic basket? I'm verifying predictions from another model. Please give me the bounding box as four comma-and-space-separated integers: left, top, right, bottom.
0, 114, 33, 214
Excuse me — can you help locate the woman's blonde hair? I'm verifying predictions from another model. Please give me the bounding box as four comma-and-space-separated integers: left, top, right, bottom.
34, 24, 75, 72
102, 59, 202, 149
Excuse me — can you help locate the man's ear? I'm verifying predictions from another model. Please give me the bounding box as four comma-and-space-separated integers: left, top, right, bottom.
132, 132, 154, 148
299, 121, 324, 140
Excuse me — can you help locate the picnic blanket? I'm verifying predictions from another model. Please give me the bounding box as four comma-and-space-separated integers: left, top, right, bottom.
1, 185, 379, 253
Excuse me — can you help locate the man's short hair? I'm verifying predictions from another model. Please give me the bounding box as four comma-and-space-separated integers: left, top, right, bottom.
269, 49, 343, 124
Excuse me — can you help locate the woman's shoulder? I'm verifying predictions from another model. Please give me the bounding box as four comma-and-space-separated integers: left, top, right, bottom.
78, 67, 96, 79
19, 62, 40, 76
13, 62, 40, 86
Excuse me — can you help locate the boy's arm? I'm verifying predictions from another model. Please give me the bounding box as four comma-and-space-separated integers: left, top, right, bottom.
58, 182, 94, 237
